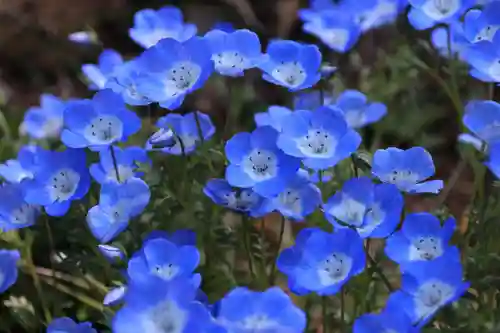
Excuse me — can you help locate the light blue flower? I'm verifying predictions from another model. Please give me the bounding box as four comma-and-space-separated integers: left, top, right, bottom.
344, 0, 407, 32
0, 183, 39, 231
462, 2, 500, 43
335, 89, 387, 128
372, 147, 443, 194
90, 146, 149, 184
82, 49, 123, 90
277, 107, 361, 170
254, 105, 292, 132
463, 34, 500, 83
485, 143, 500, 178
20, 94, 66, 139
105, 60, 153, 106
463, 100, 500, 145
0, 249, 20, 294
431, 22, 468, 60
407, 0, 474, 30
353, 304, 417, 333
47, 317, 96, 333
0, 145, 40, 183
129, 6, 197, 48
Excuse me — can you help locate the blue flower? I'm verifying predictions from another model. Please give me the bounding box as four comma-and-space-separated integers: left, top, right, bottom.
485, 143, 500, 178
82, 49, 123, 90
105, 60, 153, 106
135, 37, 213, 109
0, 249, 20, 293
87, 178, 150, 243
146, 111, 215, 155
90, 146, 149, 184
353, 304, 416, 333
463, 34, 500, 83
268, 170, 322, 221
203, 179, 273, 217
431, 22, 468, 60
225, 126, 301, 197
385, 213, 458, 266
98, 244, 125, 263
323, 177, 403, 238
204, 29, 264, 77
0, 145, 40, 183
24, 148, 90, 217
386, 253, 469, 326
372, 147, 443, 194
254, 106, 292, 132
129, 6, 197, 48
302, 10, 361, 53
462, 2, 500, 43
127, 236, 199, 286
61, 89, 141, 151
215, 287, 306, 332
144, 229, 197, 247
47, 317, 96, 333
104, 286, 127, 306
113, 278, 215, 333
335, 89, 387, 128
212, 21, 236, 33
0, 183, 39, 231
343, 0, 407, 32
258, 40, 321, 91
277, 107, 361, 170
293, 91, 334, 110
463, 100, 500, 145
277, 228, 365, 295
20, 94, 66, 139
407, 0, 473, 30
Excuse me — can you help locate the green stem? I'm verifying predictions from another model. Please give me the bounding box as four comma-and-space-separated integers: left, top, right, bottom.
322, 296, 329, 333
304, 295, 312, 332
365, 248, 393, 292
109, 145, 121, 183
269, 215, 286, 285
340, 288, 346, 332
241, 215, 256, 279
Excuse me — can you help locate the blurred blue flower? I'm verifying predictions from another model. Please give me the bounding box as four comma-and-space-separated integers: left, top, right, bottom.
277, 107, 361, 170
204, 29, 264, 77
98, 244, 125, 262
278, 228, 365, 295
385, 213, 457, 267
61, 89, 141, 151
87, 178, 150, 243
90, 146, 149, 184
353, 304, 416, 333
212, 21, 236, 33
431, 22, 468, 60
105, 60, 153, 106
254, 105, 292, 132
135, 37, 213, 109
20, 94, 66, 140
225, 126, 301, 197
204, 179, 273, 217
0, 183, 39, 231
103, 286, 127, 306
323, 177, 403, 238
259, 40, 322, 91
215, 287, 306, 332
24, 149, 90, 217
302, 10, 361, 53
463, 32, 500, 83
146, 111, 215, 155
129, 6, 197, 48
47, 317, 96, 333
463, 100, 500, 145
268, 170, 322, 221
147, 127, 176, 150
335, 89, 387, 128
485, 143, 500, 178
372, 147, 443, 194
0, 249, 20, 294
144, 229, 197, 247
0, 145, 40, 183
407, 0, 473, 30
82, 49, 123, 90
344, 0, 407, 32
462, 2, 500, 43
293, 90, 334, 110
386, 253, 469, 326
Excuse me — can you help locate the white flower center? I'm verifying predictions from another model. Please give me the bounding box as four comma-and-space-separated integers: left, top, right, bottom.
421, 0, 460, 20
84, 115, 123, 144
414, 280, 455, 320
320, 29, 349, 49
358, 203, 386, 235
344, 109, 366, 128
10, 203, 37, 225
297, 129, 336, 157
242, 149, 278, 181
152, 263, 179, 281
387, 169, 419, 188
241, 314, 278, 329
48, 168, 80, 202
142, 300, 187, 333
106, 200, 131, 224
271, 61, 306, 88
213, 51, 248, 72
277, 188, 302, 216
41, 117, 63, 138
409, 236, 444, 261
164, 61, 201, 98
317, 252, 352, 286
488, 59, 500, 81
329, 196, 367, 227
106, 165, 135, 183
473, 25, 500, 43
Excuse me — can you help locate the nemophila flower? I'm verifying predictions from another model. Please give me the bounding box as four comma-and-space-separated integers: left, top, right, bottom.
215, 287, 306, 332
308, 169, 333, 183
353, 305, 416, 333
20, 94, 65, 139
323, 177, 403, 238
135, 37, 213, 109
463, 2, 500, 43
146, 111, 215, 155
485, 143, 500, 178
105, 60, 153, 106
463, 34, 500, 83
87, 178, 150, 243
372, 147, 443, 194
144, 229, 197, 247
61, 89, 141, 151
407, 0, 473, 30
344, 0, 407, 32
225, 126, 301, 197
277, 107, 361, 170
82, 49, 123, 90
113, 278, 215, 333
334, 89, 387, 128
104, 286, 127, 306
129, 6, 197, 48
0, 145, 40, 183
293, 91, 334, 110
47, 317, 96, 333
98, 244, 125, 263
24, 149, 90, 217
127, 236, 199, 285
463, 100, 500, 145
277, 228, 365, 295
204, 29, 263, 77
431, 22, 468, 60
386, 254, 469, 326
302, 10, 361, 53
268, 170, 322, 221
385, 213, 458, 268
0, 249, 20, 293
254, 106, 292, 132
258, 40, 321, 91
212, 21, 235, 33
204, 179, 272, 217
90, 146, 149, 184
0, 183, 39, 231
68, 30, 98, 44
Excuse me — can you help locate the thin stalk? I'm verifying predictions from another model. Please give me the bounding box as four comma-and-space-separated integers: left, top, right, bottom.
193, 111, 205, 144
109, 145, 121, 183
340, 289, 346, 332
446, 24, 464, 126
322, 296, 329, 333
365, 249, 394, 292
269, 215, 286, 285
304, 295, 312, 332
241, 215, 256, 279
